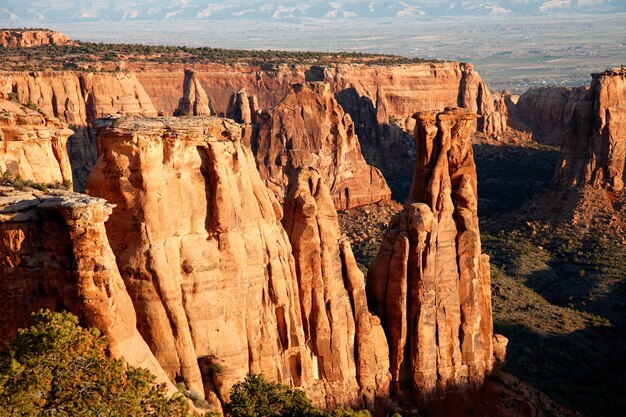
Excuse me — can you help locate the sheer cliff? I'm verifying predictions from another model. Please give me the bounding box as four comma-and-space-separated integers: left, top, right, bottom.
86, 116, 389, 410
367, 108, 496, 403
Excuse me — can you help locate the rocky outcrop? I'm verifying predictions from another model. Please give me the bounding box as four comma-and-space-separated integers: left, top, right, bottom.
226, 88, 258, 124
0, 98, 73, 184
283, 167, 390, 407
255, 82, 391, 209
174, 69, 214, 117
226, 89, 258, 146
86, 115, 388, 410
512, 86, 588, 145
556, 68, 626, 190
0, 30, 73, 47
0, 71, 157, 188
0, 187, 173, 392
367, 108, 495, 402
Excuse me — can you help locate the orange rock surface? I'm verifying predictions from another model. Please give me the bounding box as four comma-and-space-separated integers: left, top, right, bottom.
556, 68, 626, 190
174, 69, 214, 116
255, 82, 391, 209
0, 98, 73, 184
0, 187, 174, 393
283, 167, 390, 407
367, 108, 496, 402
86, 115, 388, 409
0, 30, 73, 47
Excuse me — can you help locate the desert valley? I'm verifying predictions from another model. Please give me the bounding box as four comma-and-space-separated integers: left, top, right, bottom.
0, 5, 624, 416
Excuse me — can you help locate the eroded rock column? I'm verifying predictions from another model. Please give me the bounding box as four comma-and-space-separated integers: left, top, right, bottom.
367, 108, 494, 402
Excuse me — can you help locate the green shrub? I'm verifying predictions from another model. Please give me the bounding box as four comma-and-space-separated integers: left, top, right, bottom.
0, 310, 198, 417
223, 373, 324, 417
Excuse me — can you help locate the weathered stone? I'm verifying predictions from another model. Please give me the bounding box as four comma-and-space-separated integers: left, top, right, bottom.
255, 82, 391, 209
0, 30, 74, 47
283, 167, 390, 407
367, 108, 496, 402
175, 69, 214, 117
0, 98, 73, 184
0, 187, 174, 394
556, 68, 626, 190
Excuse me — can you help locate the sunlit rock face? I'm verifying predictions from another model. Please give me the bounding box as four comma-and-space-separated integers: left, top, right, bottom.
367, 108, 496, 403
255, 82, 391, 209
556, 68, 626, 191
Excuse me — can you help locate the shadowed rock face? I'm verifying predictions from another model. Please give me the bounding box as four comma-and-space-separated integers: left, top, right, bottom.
255, 82, 391, 210
0, 98, 73, 184
174, 69, 214, 117
556, 68, 626, 191
283, 167, 390, 408
226, 89, 259, 147
0, 188, 174, 393
86, 116, 388, 410
511, 86, 588, 145
367, 108, 495, 403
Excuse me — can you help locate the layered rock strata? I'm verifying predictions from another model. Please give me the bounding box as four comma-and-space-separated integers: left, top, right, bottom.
255, 82, 390, 209
556, 68, 626, 190
283, 167, 390, 407
87, 116, 388, 409
226, 89, 258, 146
512, 86, 588, 145
367, 108, 494, 402
174, 69, 214, 116
0, 30, 73, 47
0, 187, 173, 392
0, 71, 157, 187
0, 98, 73, 184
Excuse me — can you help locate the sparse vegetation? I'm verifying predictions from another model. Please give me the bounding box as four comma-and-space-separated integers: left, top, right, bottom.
0, 41, 440, 72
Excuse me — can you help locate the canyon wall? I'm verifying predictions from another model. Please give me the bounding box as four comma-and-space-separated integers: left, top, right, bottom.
0, 98, 73, 184
511, 86, 588, 145
367, 108, 495, 403
555, 68, 626, 190
0, 71, 157, 187
254, 82, 391, 209
0, 187, 173, 392
0, 30, 73, 47
86, 115, 388, 410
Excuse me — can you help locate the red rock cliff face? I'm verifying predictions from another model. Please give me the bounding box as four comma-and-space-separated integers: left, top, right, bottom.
255, 82, 391, 209
556, 68, 626, 190
0, 187, 173, 392
0, 30, 73, 47
367, 108, 495, 403
87, 116, 388, 410
0, 71, 157, 187
511, 86, 588, 145
134, 62, 506, 136
283, 167, 390, 407
0, 98, 73, 184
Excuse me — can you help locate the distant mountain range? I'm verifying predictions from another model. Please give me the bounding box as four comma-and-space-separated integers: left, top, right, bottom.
1, 0, 625, 23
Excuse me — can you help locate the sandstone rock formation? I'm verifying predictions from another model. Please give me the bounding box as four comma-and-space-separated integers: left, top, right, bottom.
87, 115, 388, 410
255, 82, 391, 209
0, 30, 73, 47
283, 167, 390, 407
367, 108, 495, 402
0, 71, 157, 188
556, 68, 626, 190
0, 187, 173, 392
512, 86, 588, 145
226, 89, 258, 146
174, 69, 214, 116
0, 98, 73, 184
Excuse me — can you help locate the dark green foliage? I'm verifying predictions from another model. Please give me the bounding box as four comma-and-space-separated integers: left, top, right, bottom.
0, 310, 197, 417
223, 373, 324, 417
